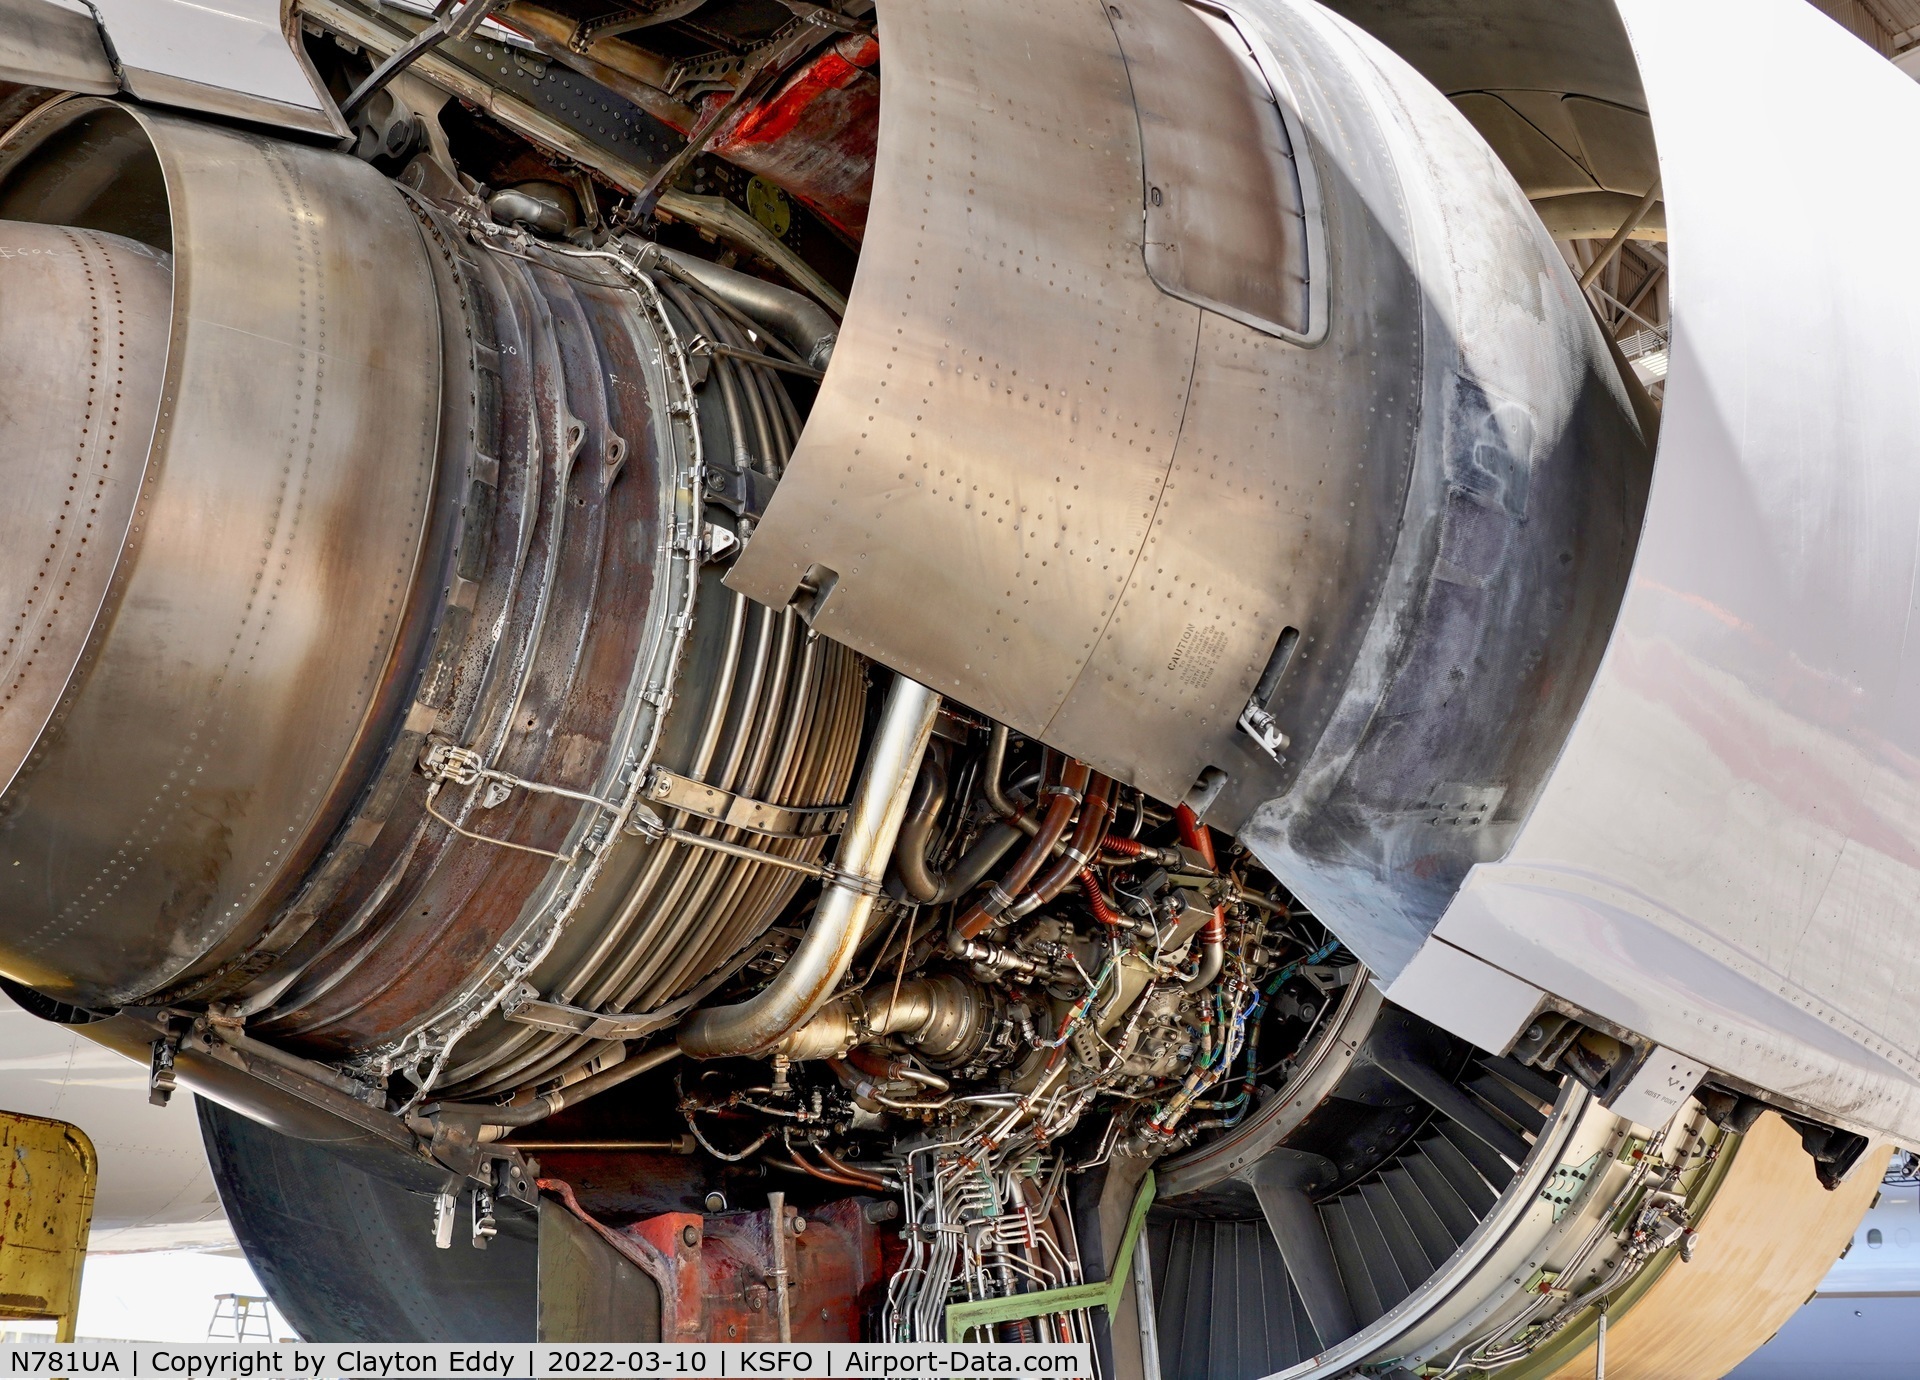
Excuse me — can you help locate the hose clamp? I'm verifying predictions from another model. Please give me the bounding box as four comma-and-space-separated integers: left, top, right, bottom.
820, 865, 889, 900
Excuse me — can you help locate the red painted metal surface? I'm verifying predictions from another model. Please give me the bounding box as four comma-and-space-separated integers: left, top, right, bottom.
709, 35, 879, 238
619, 1197, 893, 1342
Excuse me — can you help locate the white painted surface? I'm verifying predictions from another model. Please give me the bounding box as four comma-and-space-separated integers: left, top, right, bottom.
1380, 937, 1544, 1055
0, 992, 232, 1252
1431, 0, 1920, 1144
1605, 1046, 1706, 1130
90, 0, 335, 127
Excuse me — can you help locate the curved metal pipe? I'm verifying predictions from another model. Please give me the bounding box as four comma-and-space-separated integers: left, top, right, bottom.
774, 976, 955, 1062
982, 723, 1020, 818
893, 746, 951, 903
930, 822, 1025, 904
678, 674, 941, 1057
426, 1042, 684, 1128
954, 757, 1092, 940
1183, 904, 1227, 993
892, 743, 1028, 904
1009, 772, 1112, 917
633, 242, 838, 371
1174, 802, 1218, 870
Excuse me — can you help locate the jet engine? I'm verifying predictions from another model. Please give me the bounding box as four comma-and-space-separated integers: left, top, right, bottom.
0, 0, 1912, 1373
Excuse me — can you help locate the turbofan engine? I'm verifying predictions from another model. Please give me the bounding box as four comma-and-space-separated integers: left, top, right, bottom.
0, 0, 1895, 1373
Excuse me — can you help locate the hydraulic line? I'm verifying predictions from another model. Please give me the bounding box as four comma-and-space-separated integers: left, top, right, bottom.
1174, 802, 1218, 870
1009, 773, 1113, 918
1078, 869, 1125, 928
955, 757, 1093, 940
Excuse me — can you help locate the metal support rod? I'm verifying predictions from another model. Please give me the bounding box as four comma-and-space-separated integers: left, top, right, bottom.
494, 1138, 697, 1152
768, 1190, 793, 1343
678, 675, 941, 1056
1595, 1306, 1607, 1379
1578, 179, 1662, 291
633, 46, 786, 221
694, 339, 827, 382
636, 242, 840, 367
341, 0, 506, 123
425, 1042, 683, 1128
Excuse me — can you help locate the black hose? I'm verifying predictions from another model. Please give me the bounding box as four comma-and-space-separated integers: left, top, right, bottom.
893, 747, 951, 902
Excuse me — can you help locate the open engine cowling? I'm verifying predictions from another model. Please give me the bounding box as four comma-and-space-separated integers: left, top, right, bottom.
1, 0, 1912, 1374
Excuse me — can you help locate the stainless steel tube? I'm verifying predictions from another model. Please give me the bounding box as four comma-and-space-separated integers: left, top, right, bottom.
678, 675, 941, 1056
424, 1042, 685, 1127
635, 242, 839, 371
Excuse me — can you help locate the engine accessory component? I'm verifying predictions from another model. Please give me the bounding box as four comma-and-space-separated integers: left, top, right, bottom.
630, 243, 838, 373
774, 973, 990, 1064
3, 0, 1906, 1372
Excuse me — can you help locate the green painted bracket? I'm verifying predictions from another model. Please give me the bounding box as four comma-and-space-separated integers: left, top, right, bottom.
944, 1169, 1157, 1341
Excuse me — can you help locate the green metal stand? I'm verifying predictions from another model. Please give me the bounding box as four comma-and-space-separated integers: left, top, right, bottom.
945, 1170, 1157, 1341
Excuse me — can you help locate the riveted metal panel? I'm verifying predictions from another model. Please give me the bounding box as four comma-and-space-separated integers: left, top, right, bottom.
0, 218, 170, 802
0, 101, 443, 1006
730, 0, 1644, 845
725, 0, 1205, 777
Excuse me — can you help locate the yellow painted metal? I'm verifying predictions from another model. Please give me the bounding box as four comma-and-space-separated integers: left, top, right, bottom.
0, 1110, 97, 1343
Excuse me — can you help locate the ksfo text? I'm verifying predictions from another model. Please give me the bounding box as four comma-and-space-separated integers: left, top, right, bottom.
0, 1344, 1093, 1379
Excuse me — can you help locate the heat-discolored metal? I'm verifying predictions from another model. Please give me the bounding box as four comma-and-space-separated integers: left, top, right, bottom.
0, 99, 445, 1007
0, 102, 870, 1109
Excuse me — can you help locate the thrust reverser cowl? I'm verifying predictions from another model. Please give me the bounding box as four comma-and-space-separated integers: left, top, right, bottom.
724, 0, 1654, 979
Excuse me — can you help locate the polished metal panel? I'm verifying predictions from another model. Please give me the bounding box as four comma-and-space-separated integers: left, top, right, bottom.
0, 0, 119, 95
0, 99, 443, 1006
1381, 936, 1544, 1057
733, 0, 1649, 982
726, 0, 1204, 763
1428, 0, 1920, 1145
90, 0, 347, 138
1111, 0, 1321, 343
0, 219, 170, 797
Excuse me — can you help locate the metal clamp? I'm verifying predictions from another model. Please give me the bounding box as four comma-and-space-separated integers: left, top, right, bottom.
643, 765, 846, 838
500, 981, 684, 1041
148, 1035, 178, 1108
